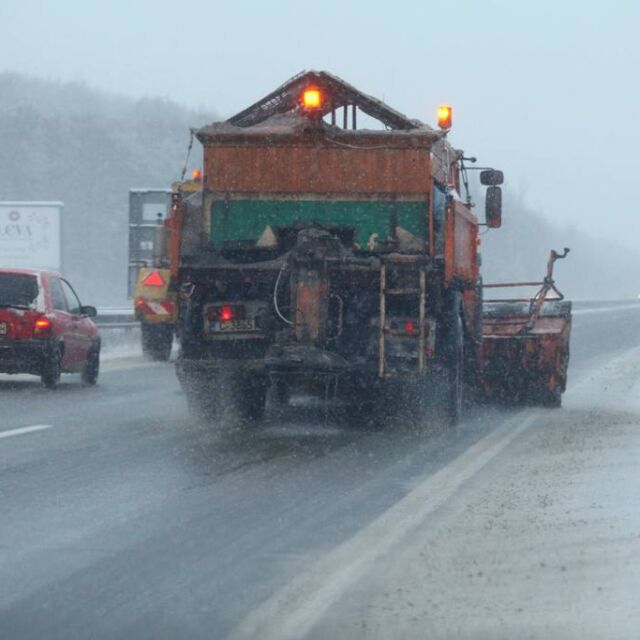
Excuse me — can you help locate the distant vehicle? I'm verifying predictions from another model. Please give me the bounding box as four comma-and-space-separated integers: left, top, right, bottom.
128, 188, 175, 360
129, 176, 201, 361
128, 189, 171, 298
0, 202, 63, 270
0, 268, 100, 388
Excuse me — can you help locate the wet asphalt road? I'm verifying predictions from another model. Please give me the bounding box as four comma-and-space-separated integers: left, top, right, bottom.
1, 303, 639, 639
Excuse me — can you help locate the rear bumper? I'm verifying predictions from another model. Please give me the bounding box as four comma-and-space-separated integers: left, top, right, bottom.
0, 339, 48, 375
175, 351, 416, 398
136, 313, 175, 325
176, 356, 266, 379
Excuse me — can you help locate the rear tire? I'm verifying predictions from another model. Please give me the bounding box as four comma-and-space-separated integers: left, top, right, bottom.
141, 323, 173, 361
537, 386, 562, 408
445, 314, 464, 424
346, 384, 396, 431
438, 298, 464, 426
81, 345, 100, 386
41, 344, 62, 389
273, 380, 290, 406
235, 376, 268, 422
184, 385, 218, 420
180, 369, 267, 424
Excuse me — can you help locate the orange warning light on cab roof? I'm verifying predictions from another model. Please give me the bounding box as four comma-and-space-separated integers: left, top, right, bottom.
142, 271, 166, 287
302, 87, 322, 110
437, 104, 453, 130
191, 167, 202, 182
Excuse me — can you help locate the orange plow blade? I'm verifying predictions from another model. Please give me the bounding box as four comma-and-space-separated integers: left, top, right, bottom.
479, 299, 571, 406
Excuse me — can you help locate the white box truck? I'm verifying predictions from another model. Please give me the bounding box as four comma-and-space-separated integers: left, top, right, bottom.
0, 202, 62, 270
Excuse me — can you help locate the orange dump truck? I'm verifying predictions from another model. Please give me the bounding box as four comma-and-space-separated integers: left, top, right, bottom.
156, 71, 571, 423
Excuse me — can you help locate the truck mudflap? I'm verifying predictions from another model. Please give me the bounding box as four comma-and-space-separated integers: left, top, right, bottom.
478, 249, 572, 406
133, 267, 176, 324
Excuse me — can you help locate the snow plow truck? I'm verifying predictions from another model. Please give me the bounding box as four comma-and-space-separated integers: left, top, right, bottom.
160, 71, 571, 424
130, 176, 201, 360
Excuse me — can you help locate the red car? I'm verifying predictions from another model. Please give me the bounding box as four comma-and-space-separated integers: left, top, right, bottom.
0, 268, 100, 388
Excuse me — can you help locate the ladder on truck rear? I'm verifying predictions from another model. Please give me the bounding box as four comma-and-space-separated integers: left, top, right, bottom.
379, 256, 427, 378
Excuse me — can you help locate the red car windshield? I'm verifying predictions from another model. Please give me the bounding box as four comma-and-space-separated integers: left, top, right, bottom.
0, 273, 39, 309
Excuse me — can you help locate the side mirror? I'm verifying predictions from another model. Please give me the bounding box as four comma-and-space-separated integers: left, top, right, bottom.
480, 169, 504, 186
485, 186, 502, 228
81, 305, 97, 318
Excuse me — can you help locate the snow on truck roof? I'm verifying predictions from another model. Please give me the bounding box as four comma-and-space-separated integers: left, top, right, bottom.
195, 71, 462, 184
196, 70, 444, 145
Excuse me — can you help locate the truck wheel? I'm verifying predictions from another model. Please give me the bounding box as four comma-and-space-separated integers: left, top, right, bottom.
81, 344, 100, 386
182, 372, 266, 423
141, 323, 173, 361
442, 312, 464, 425
184, 386, 218, 420
346, 384, 395, 431
537, 386, 562, 408
41, 344, 62, 389
273, 380, 290, 406
235, 376, 268, 422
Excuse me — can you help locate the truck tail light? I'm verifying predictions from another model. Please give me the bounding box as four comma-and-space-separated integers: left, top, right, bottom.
206, 304, 245, 322
33, 316, 52, 337
387, 318, 420, 335
220, 305, 234, 322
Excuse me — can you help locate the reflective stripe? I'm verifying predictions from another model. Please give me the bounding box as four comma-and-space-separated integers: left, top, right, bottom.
146, 301, 171, 315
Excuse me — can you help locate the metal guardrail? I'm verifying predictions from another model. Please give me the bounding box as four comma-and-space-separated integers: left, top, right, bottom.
96, 308, 138, 329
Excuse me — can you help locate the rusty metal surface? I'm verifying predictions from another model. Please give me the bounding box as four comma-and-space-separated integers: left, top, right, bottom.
196, 69, 460, 193
478, 249, 572, 401
223, 70, 422, 131
198, 117, 439, 147
204, 145, 432, 195
294, 268, 329, 343
479, 297, 572, 400
444, 198, 479, 286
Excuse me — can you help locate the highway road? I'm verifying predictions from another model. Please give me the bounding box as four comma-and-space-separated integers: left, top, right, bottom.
1, 303, 639, 639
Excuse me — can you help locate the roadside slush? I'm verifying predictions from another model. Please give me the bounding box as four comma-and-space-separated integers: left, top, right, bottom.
305, 345, 640, 640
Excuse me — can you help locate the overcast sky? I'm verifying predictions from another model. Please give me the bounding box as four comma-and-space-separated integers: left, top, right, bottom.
1, 0, 639, 252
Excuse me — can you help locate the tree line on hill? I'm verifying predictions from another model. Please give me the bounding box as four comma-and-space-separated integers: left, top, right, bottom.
0, 72, 637, 304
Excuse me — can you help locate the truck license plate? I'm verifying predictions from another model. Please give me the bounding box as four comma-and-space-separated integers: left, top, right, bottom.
0, 323, 6, 335
211, 319, 256, 332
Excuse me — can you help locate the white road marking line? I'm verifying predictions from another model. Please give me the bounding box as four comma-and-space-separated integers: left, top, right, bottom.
100, 356, 164, 373
227, 410, 540, 640
0, 424, 52, 439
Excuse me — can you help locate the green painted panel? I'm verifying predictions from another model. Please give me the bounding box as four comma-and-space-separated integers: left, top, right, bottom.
210, 199, 427, 249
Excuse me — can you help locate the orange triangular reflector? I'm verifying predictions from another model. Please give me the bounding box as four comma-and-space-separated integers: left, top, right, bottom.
142, 271, 166, 287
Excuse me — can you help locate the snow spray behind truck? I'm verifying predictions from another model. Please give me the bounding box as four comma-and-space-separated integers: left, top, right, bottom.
163, 71, 571, 424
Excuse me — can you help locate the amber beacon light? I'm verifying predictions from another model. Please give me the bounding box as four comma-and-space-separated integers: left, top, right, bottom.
437, 104, 453, 130
302, 87, 322, 110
